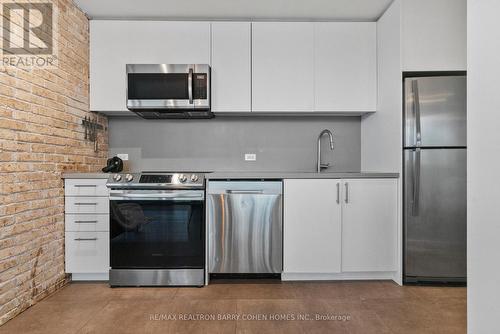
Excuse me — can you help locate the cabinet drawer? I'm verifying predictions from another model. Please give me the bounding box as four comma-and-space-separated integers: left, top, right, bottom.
65, 231, 109, 274
65, 197, 109, 214
65, 214, 109, 232
65, 179, 109, 197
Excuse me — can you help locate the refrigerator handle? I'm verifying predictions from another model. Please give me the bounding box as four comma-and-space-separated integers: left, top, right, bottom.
412, 148, 421, 216
412, 80, 422, 147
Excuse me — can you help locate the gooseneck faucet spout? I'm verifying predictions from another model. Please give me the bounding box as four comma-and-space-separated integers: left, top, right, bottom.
317, 129, 334, 173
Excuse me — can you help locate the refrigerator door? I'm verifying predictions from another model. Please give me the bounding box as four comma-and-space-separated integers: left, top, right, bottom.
404, 148, 466, 281
404, 76, 466, 147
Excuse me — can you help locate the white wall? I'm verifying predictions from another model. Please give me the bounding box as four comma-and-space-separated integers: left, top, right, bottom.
467, 1, 500, 333
402, 0, 466, 71
361, 0, 401, 173
361, 0, 402, 284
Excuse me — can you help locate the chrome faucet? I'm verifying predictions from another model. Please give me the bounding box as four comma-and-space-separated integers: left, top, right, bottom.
317, 129, 334, 173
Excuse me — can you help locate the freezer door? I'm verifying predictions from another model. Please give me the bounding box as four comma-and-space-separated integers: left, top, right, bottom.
404, 76, 466, 147
404, 148, 466, 281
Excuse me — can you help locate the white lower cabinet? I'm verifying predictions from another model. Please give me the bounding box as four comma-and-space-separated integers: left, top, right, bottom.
64, 178, 109, 280
283, 178, 398, 280
65, 214, 109, 232
341, 179, 398, 272
65, 196, 109, 215
284, 179, 342, 273
65, 232, 109, 274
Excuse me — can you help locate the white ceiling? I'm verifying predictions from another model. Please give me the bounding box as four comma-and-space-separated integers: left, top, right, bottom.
74, 0, 394, 21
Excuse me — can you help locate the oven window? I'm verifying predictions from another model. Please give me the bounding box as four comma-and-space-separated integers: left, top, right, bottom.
128, 73, 189, 100
110, 200, 204, 269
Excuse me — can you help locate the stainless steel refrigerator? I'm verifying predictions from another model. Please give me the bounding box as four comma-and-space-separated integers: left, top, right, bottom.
403, 73, 467, 284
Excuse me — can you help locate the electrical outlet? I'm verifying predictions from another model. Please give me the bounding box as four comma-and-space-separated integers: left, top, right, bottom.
245, 153, 257, 161
116, 153, 129, 161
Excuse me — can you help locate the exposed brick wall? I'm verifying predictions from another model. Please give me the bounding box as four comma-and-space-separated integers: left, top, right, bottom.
0, 0, 107, 325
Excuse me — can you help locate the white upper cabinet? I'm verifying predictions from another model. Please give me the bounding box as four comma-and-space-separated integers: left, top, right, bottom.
341, 179, 398, 272
402, 0, 466, 71
284, 179, 342, 274
211, 22, 251, 112
314, 22, 377, 112
90, 20, 378, 114
90, 21, 210, 114
252, 22, 315, 112
251, 22, 376, 113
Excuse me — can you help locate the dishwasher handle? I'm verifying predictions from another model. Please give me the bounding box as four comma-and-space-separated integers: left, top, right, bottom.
226, 190, 264, 194
208, 181, 283, 195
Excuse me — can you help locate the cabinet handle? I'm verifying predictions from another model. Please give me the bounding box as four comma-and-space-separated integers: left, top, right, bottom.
74, 202, 97, 205
74, 220, 98, 224
336, 182, 340, 204
74, 238, 97, 241
345, 182, 349, 204
74, 185, 97, 188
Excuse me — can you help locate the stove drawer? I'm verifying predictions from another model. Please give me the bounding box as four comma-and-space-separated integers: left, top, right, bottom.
65, 231, 109, 274
65, 197, 109, 214
65, 179, 109, 197
65, 214, 109, 232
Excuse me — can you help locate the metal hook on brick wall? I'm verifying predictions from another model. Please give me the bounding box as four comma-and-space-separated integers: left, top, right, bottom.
81, 117, 104, 152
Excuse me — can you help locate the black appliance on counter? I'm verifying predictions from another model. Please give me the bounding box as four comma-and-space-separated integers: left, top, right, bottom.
107, 172, 206, 287
101, 156, 123, 173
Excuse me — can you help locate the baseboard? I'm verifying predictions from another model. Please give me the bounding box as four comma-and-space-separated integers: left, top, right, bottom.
281, 271, 397, 282
71, 273, 109, 281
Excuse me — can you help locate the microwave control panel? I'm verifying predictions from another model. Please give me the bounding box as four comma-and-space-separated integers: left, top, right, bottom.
193, 73, 208, 99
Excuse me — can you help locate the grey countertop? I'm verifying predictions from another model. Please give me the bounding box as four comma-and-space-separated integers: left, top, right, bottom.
62, 172, 110, 179
62, 171, 399, 180
205, 171, 399, 180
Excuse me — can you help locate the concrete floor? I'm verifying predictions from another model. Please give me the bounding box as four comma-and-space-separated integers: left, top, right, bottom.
0, 280, 466, 334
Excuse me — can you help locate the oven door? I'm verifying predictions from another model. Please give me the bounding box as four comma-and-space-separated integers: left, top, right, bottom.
126, 64, 210, 110
109, 190, 205, 270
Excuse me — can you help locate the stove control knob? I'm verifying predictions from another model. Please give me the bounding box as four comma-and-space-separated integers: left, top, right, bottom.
190, 174, 199, 182
113, 174, 122, 182
125, 174, 134, 182
178, 174, 187, 183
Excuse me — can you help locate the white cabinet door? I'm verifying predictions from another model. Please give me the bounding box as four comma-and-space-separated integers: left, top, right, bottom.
211, 22, 251, 112
90, 21, 210, 113
252, 23, 314, 112
65, 214, 109, 232
284, 179, 342, 273
65, 232, 109, 273
341, 179, 398, 272
65, 196, 109, 214
64, 179, 109, 197
402, 0, 466, 71
314, 22, 377, 112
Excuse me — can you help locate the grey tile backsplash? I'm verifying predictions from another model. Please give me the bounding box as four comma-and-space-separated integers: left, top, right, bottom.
108, 116, 361, 173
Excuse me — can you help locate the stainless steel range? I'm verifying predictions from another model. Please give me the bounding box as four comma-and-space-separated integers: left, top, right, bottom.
106, 172, 206, 287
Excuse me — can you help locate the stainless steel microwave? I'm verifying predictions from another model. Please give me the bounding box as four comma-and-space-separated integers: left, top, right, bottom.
126, 64, 212, 119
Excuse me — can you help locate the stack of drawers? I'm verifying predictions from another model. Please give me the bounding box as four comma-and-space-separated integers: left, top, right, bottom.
64, 178, 110, 281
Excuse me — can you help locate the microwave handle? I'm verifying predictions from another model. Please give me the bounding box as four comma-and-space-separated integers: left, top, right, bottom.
188, 68, 193, 104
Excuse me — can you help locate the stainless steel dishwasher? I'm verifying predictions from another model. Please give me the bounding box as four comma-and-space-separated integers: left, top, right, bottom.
207, 181, 282, 274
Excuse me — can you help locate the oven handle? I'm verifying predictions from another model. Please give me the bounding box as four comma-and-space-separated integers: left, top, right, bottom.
109, 192, 204, 201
